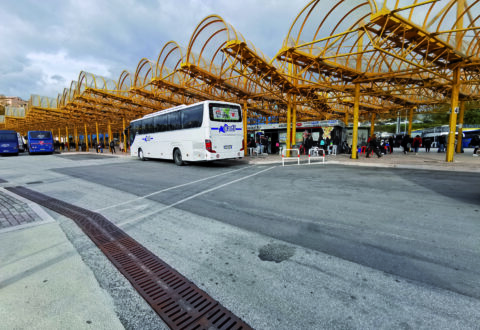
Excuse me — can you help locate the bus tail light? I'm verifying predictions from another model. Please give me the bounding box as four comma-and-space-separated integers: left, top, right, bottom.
240, 139, 244, 151
205, 139, 216, 153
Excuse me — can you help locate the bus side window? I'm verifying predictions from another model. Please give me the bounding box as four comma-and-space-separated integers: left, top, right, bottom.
182, 105, 203, 129
144, 118, 154, 134
131, 122, 140, 140
154, 115, 167, 132
167, 112, 181, 131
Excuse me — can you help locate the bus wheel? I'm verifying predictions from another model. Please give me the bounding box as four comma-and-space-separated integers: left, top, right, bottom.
138, 148, 146, 161
174, 149, 184, 166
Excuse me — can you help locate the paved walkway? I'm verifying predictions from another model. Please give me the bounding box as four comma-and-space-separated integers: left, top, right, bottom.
0, 187, 124, 329
0, 190, 43, 229
57, 147, 480, 172
245, 148, 480, 172
0, 147, 477, 329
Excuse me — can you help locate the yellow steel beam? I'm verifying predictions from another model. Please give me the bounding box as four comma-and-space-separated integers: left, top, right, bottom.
456, 101, 465, 153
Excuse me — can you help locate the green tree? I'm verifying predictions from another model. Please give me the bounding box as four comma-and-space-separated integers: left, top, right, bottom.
464, 108, 480, 125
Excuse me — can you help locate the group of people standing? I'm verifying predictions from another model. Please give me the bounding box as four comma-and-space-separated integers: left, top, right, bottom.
400, 134, 424, 154
94, 140, 126, 154
247, 135, 270, 154
301, 130, 340, 156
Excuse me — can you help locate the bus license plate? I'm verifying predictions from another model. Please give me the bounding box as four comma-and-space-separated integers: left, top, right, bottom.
224, 145, 232, 149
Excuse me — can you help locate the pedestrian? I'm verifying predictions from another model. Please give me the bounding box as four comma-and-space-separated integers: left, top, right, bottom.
331, 135, 340, 155
388, 136, 394, 154
305, 134, 313, 156
366, 134, 382, 158
319, 137, 325, 153
302, 130, 309, 155
110, 140, 116, 154
469, 134, 480, 156
401, 134, 410, 154
424, 138, 432, 152
119, 141, 124, 153
261, 135, 268, 154
413, 135, 422, 154
438, 135, 446, 152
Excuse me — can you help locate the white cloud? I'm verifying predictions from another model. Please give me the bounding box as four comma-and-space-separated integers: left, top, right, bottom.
0, 0, 308, 100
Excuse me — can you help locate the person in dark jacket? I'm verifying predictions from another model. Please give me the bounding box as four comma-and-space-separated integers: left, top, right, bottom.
470, 134, 480, 156
305, 134, 313, 155
388, 136, 394, 154
110, 140, 116, 154
401, 134, 410, 154
424, 138, 432, 152
366, 134, 382, 158
438, 135, 446, 152
413, 135, 422, 154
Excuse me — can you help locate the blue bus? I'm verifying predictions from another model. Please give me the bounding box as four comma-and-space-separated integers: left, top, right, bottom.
463, 129, 480, 148
27, 130, 54, 154
0, 130, 20, 155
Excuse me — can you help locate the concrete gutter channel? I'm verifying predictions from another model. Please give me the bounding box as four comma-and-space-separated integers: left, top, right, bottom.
5, 185, 252, 330
0, 149, 478, 329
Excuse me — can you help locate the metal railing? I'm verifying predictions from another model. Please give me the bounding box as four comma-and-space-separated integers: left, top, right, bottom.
281, 148, 300, 166
308, 147, 325, 164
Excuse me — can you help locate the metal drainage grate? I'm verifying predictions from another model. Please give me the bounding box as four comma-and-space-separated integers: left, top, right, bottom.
6, 186, 252, 330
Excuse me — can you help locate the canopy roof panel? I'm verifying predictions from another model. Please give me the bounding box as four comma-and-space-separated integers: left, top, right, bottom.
6, 1, 480, 134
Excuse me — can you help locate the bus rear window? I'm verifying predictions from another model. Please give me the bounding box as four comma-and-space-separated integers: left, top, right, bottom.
209, 104, 242, 122
29, 132, 52, 139
0, 133, 17, 141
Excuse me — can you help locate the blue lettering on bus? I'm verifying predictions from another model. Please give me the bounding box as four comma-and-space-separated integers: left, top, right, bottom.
214, 124, 237, 133
142, 136, 154, 142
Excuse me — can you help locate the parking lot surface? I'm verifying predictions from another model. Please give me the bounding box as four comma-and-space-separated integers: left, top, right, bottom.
1, 150, 479, 329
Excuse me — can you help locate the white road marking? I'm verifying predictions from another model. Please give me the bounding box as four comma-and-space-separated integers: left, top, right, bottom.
95, 166, 253, 212
117, 166, 276, 227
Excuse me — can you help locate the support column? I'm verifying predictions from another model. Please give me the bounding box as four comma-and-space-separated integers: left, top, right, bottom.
370, 113, 376, 136
65, 127, 69, 151
243, 102, 248, 156
123, 118, 127, 153
84, 123, 89, 151
351, 84, 360, 159
286, 95, 292, 157
108, 122, 112, 149
352, 30, 363, 159
96, 122, 99, 144
58, 128, 61, 150
456, 101, 465, 153
447, 0, 464, 162
344, 110, 349, 126
407, 107, 414, 136
446, 68, 460, 162
74, 127, 79, 151
292, 96, 297, 146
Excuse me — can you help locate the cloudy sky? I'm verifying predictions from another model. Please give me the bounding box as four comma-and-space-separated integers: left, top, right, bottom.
0, 0, 308, 101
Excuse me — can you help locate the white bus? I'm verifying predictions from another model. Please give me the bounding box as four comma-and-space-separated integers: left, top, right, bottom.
129, 101, 244, 165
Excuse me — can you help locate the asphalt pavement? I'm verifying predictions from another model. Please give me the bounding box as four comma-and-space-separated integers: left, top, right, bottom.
0, 148, 479, 329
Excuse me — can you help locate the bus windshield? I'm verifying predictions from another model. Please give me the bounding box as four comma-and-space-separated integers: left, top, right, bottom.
29, 131, 52, 139
209, 103, 242, 122
0, 132, 17, 141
